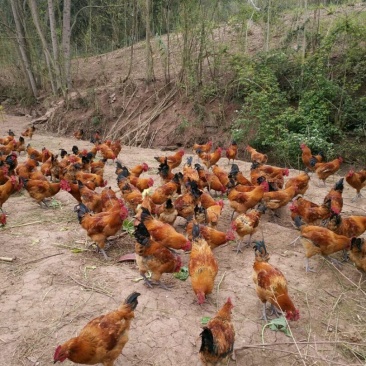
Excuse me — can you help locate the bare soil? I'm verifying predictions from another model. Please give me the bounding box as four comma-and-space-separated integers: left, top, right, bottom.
1, 115, 365, 366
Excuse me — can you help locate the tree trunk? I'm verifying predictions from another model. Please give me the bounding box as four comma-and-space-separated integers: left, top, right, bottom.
9, 0, 38, 98
28, 0, 57, 94
62, 0, 72, 91
47, 0, 62, 91
145, 0, 154, 84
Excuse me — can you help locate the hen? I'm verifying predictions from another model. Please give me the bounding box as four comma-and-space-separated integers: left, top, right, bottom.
225, 140, 238, 165
252, 240, 300, 321
345, 168, 366, 201
200, 147, 223, 170
246, 145, 268, 164
156, 198, 178, 225
150, 173, 181, 204
74, 200, 128, 259
294, 216, 354, 272
53, 292, 140, 366
206, 199, 224, 228
73, 129, 84, 140
134, 222, 182, 289
0, 176, 22, 213
326, 213, 366, 238
140, 207, 191, 251
154, 149, 185, 170
21, 178, 61, 207
300, 143, 325, 171
189, 223, 218, 304
199, 297, 235, 365
231, 203, 266, 253
284, 171, 310, 196
323, 178, 344, 215
192, 140, 213, 154
157, 158, 175, 184
212, 165, 230, 188
349, 238, 366, 272
21, 124, 36, 139
174, 180, 202, 220
312, 157, 343, 186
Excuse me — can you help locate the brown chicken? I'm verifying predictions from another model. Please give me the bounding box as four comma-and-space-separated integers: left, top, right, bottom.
157, 158, 175, 184
206, 199, 224, 228
262, 184, 297, 214
326, 213, 366, 238
0, 133, 14, 145
199, 297, 235, 365
313, 157, 343, 186
110, 140, 122, 157
156, 198, 178, 225
200, 147, 223, 170
74, 200, 129, 259
14, 136, 26, 154
189, 223, 218, 304
295, 216, 353, 272
134, 222, 182, 289
193, 140, 213, 154
73, 129, 84, 140
212, 165, 230, 188
0, 152, 18, 176
150, 173, 181, 204
60, 180, 82, 202
229, 164, 252, 186
246, 145, 268, 164
251, 162, 289, 189
289, 196, 332, 225
323, 178, 343, 215
174, 180, 202, 220
140, 207, 191, 251
0, 139, 16, 155
200, 191, 217, 210
53, 292, 140, 365
128, 175, 154, 192
228, 180, 269, 219
76, 171, 107, 189
300, 143, 325, 171
225, 140, 238, 165
21, 124, 36, 139
284, 171, 310, 196
231, 203, 266, 253
182, 156, 199, 186
345, 168, 366, 201
129, 162, 149, 177
186, 222, 235, 250
119, 181, 143, 213
26, 144, 42, 162
154, 149, 185, 170
349, 238, 366, 272
0, 176, 22, 213
252, 240, 300, 321
78, 180, 103, 212
196, 164, 226, 195
97, 143, 116, 162
21, 178, 61, 207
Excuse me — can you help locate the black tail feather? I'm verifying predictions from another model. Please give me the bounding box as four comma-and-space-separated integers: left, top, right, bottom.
124, 292, 141, 310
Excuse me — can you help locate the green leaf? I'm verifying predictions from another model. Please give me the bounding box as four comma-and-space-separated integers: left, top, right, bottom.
71, 248, 84, 253
123, 219, 135, 235
173, 266, 189, 281
201, 317, 211, 325
263, 317, 292, 337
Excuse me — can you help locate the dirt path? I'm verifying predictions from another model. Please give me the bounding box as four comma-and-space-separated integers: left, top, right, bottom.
0, 115, 365, 366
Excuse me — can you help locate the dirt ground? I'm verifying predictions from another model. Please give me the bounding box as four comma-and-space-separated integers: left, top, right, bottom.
1, 115, 365, 366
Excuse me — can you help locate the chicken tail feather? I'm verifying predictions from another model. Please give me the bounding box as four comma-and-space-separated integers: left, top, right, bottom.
199, 328, 215, 354
124, 292, 141, 310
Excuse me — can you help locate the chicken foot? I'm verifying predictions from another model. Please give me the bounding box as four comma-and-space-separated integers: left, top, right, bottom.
234, 235, 253, 254
351, 192, 363, 202
324, 255, 343, 269
305, 258, 316, 273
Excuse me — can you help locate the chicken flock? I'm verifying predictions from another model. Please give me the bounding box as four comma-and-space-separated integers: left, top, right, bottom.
1, 126, 366, 365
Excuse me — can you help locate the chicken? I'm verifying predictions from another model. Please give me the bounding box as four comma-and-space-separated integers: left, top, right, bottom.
0, 133, 14, 145
252, 240, 300, 321
53, 292, 140, 365
192, 140, 213, 154
73, 129, 84, 140
0, 176, 22, 213
300, 143, 325, 171
78, 180, 103, 213
262, 184, 297, 214
200, 147, 223, 170
90, 130, 101, 144
182, 156, 199, 186
200, 191, 217, 210
246, 145, 268, 164
349, 238, 366, 272
150, 173, 181, 204
76, 171, 107, 189
1, 152, 18, 176
154, 149, 185, 170
130, 162, 149, 177
251, 162, 289, 189
228, 180, 269, 219
323, 178, 344, 215
199, 297, 235, 365
326, 213, 366, 238
21, 124, 36, 139
228, 164, 252, 186
97, 143, 116, 163
289, 197, 332, 225
128, 175, 154, 193
345, 168, 366, 201
21, 178, 61, 207
134, 222, 182, 289
189, 223, 218, 304
156, 198, 178, 225
313, 157, 343, 186
26, 144, 42, 162
14, 136, 26, 154
186, 222, 235, 250
110, 140, 122, 157
74, 200, 128, 259
90, 158, 107, 176
231, 203, 266, 253
15, 157, 39, 179
284, 171, 310, 196
119, 181, 143, 213
212, 165, 230, 188
195, 164, 226, 195
0, 139, 16, 155
174, 180, 202, 220
206, 199, 224, 228
157, 158, 175, 184
294, 216, 353, 272
225, 140, 238, 165
60, 179, 82, 203
140, 207, 191, 251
